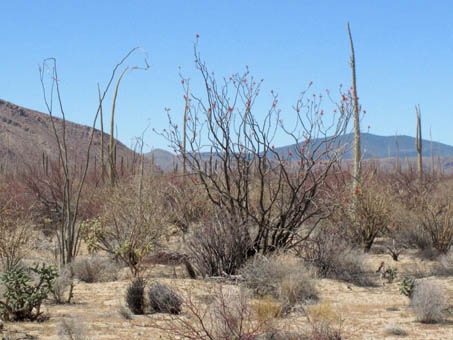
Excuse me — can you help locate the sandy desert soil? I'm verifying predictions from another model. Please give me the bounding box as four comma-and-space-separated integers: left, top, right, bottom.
2, 251, 453, 340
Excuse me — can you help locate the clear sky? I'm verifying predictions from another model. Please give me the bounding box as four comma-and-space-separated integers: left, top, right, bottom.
1, 1, 453, 151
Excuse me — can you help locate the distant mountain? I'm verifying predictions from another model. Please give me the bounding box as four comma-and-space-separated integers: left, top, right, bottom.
273, 133, 453, 160
145, 133, 453, 171
145, 148, 181, 172
0, 99, 136, 171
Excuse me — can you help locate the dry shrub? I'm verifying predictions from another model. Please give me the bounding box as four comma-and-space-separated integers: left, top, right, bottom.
411, 280, 445, 323
52, 267, 74, 304
418, 197, 453, 254
432, 252, 453, 276
162, 177, 212, 234
70, 256, 119, 283
56, 317, 87, 340
148, 282, 183, 314
389, 174, 453, 255
239, 254, 318, 308
149, 285, 274, 340
81, 176, 168, 276
0, 180, 34, 271
306, 300, 343, 340
331, 179, 392, 252
298, 226, 374, 287
186, 208, 252, 277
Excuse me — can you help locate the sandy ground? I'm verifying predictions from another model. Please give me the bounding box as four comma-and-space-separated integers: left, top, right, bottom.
2, 252, 453, 340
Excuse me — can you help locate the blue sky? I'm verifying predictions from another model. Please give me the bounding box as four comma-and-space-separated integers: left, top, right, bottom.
1, 1, 453, 151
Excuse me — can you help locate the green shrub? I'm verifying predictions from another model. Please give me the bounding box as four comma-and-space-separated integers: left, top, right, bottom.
125, 278, 146, 315
0, 263, 57, 321
399, 277, 416, 298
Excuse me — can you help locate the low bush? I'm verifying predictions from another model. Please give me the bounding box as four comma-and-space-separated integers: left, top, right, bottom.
419, 198, 453, 254
240, 254, 318, 309
56, 317, 87, 340
186, 209, 252, 277
148, 282, 182, 314
70, 256, 119, 283
0, 188, 34, 271
81, 177, 168, 277
52, 267, 74, 304
299, 226, 374, 287
432, 252, 453, 276
125, 278, 146, 315
411, 280, 445, 323
149, 286, 273, 340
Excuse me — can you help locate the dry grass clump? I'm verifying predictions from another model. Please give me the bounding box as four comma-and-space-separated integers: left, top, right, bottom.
56, 317, 87, 340
70, 256, 119, 283
239, 254, 318, 309
306, 300, 344, 340
411, 280, 446, 323
253, 295, 284, 321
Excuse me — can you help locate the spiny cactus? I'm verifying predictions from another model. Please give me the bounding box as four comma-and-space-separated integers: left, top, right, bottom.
0, 263, 57, 321
399, 276, 416, 298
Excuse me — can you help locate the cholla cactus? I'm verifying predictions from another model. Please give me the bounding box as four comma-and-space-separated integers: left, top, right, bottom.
0, 263, 57, 321
399, 276, 416, 298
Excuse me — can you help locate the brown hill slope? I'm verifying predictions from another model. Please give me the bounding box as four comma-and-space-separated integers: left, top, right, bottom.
0, 99, 138, 171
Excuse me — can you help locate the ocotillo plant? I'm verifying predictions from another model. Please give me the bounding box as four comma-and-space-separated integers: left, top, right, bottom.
415, 105, 423, 182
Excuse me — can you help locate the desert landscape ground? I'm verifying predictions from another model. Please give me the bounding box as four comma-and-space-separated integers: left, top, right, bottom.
3, 245, 453, 340
2, 4, 453, 339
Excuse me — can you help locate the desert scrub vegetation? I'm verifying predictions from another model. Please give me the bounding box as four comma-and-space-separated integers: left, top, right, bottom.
418, 194, 453, 254
0, 178, 35, 271
125, 279, 183, 315
158, 40, 355, 272
69, 256, 120, 283
186, 207, 252, 277
148, 282, 183, 314
147, 285, 276, 340
81, 176, 168, 276
298, 225, 374, 287
239, 254, 318, 310
410, 280, 446, 324
125, 278, 146, 315
0, 263, 57, 321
